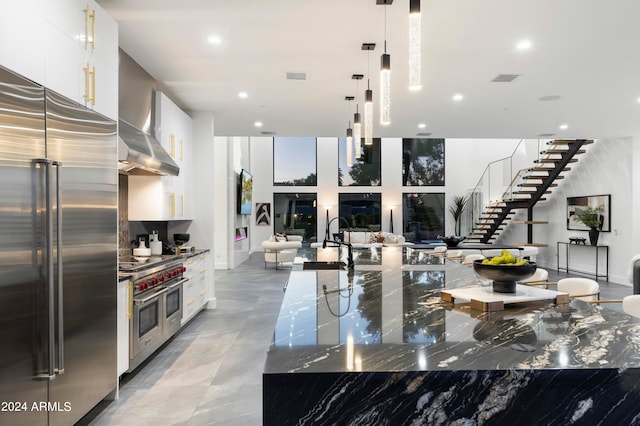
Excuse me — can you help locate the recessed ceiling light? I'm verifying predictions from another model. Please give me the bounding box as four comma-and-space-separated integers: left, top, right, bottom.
516, 39, 532, 51
452, 94, 464, 102
254, 121, 263, 128
559, 124, 568, 130
418, 123, 426, 129
207, 35, 222, 45
238, 92, 248, 99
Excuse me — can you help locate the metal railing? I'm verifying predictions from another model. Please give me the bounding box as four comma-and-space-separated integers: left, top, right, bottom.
462, 139, 546, 237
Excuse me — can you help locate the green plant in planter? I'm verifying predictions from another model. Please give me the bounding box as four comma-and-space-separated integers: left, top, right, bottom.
572, 206, 603, 229
448, 195, 468, 236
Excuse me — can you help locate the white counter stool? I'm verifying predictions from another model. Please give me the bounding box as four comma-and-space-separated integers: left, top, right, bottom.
557, 277, 600, 301
462, 254, 485, 265
432, 246, 447, 256
446, 250, 464, 262
520, 268, 549, 286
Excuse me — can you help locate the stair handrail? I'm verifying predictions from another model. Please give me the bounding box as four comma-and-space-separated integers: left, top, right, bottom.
464, 139, 543, 236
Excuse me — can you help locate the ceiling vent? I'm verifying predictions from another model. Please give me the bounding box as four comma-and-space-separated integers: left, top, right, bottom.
285, 72, 307, 80
491, 74, 520, 82
416, 132, 432, 136
260, 131, 277, 136
537, 133, 556, 137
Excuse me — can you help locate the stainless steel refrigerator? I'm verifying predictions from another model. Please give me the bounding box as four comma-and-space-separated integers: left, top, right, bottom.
0, 66, 117, 425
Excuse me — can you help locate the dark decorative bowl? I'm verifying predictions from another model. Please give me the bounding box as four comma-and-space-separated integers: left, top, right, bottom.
438, 235, 465, 248
173, 233, 190, 246
472, 259, 537, 293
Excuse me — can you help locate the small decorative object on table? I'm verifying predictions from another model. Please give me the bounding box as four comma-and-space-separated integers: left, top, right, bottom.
472, 250, 536, 293
569, 236, 586, 245
571, 205, 603, 246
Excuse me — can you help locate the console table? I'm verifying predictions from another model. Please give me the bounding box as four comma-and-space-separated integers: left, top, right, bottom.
557, 241, 609, 281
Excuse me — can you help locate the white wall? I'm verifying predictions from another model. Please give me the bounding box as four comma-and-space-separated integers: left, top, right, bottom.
500, 138, 634, 284
190, 111, 216, 307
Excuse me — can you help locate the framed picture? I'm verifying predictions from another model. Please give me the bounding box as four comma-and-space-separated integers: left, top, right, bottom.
255, 202, 271, 226
566, 194, 611, 231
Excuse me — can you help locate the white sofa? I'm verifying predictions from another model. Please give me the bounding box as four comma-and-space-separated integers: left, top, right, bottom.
341, 231, 410, 247
261, 235, 303, 269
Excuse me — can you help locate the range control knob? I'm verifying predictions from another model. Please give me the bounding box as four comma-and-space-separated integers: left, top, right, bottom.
159, 275, 165, 282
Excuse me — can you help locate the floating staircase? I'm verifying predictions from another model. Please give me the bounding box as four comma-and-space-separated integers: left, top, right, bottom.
466, 139, 593, 245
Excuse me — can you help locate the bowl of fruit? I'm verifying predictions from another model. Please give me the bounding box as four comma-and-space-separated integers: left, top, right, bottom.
473, 250, 536, 293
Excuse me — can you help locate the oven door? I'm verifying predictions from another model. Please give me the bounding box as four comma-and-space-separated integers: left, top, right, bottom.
129, 286, 168, 372
162, 278, 187, 339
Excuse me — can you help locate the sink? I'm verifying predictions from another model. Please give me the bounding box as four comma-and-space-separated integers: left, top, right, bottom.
302, 261, 346, 270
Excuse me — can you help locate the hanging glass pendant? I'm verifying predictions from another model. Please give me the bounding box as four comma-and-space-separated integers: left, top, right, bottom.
364, 85, 373, 145
380, 53, 391, 125
409, 0, 421, 90
346, 123, 353, 167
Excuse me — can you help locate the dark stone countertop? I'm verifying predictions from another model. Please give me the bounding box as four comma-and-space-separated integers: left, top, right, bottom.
266, 246, 640, 374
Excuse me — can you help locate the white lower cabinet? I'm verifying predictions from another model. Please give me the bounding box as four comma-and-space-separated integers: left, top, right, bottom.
117, 277, 131, 377
182, 252, 209, 326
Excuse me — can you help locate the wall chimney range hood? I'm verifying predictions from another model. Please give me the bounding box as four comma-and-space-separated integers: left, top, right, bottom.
118, 119, 180, 176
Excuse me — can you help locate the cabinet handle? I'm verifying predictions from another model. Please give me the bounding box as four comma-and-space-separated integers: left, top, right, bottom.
187, 300, 194, 306
169, 133, 176, 157
90, 8, 96, 49
169, 193, 175, 217
199, 291, 206, 296
83, 5, 96, 49
180, 194, 184, 217
83, 63, 90, 102
83, 5, 90, 48
127, 281, 133, 319
90, 66, 96, 105
83, 64, 96, 105
179, 139, 183, 160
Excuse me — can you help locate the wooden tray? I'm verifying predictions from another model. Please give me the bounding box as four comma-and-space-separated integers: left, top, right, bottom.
441, 284, 569, 312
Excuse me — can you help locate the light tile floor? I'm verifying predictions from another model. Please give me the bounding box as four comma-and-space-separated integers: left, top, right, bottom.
82, 248, 634, 425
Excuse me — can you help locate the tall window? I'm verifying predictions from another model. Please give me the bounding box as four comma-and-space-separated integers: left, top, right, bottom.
273, 137, 317, 186
402, 193, 445, 242
273, 193, 317, 242
338, 193, 381, 232
338, 137, 381, 186
402, 138, 445, 186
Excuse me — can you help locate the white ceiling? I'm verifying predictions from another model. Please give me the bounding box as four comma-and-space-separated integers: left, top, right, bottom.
97, 0, 640, 139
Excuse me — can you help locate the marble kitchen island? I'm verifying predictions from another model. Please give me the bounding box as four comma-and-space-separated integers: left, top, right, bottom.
263, 246, 640, 425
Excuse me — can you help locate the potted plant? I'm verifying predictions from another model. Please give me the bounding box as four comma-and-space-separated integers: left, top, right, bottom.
448, 195, 468, 236
572, 205, 603, 245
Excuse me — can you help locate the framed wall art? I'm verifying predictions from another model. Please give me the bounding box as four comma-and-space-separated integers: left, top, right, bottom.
255, 202, 271, 226
566, 194, 611, 231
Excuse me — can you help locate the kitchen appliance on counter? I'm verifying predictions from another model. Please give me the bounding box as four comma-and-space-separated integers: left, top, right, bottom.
173, 233, 194, 254
120, 255, 187, 371
0, 66, 117, 425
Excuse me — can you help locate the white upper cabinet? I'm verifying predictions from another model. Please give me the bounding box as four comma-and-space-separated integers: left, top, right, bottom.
0, 0, 46, 83
45, 0, 118, 119
0, 0, 118, 120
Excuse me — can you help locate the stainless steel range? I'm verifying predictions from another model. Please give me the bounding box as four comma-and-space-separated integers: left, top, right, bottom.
120, 255, 187, 372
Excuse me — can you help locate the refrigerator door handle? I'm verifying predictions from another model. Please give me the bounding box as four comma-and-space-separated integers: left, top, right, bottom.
33, 158, 56, 380
54, 160, 64, 375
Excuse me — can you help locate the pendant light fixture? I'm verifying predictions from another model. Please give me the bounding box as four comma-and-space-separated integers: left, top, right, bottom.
346, 120, 353, 167
378, 0, 393, 125
354, 105, 362, 159
345, 96, 355, 167
409, 0, 421, 90
352, 74, 363, 159
363, 43, 375, 146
